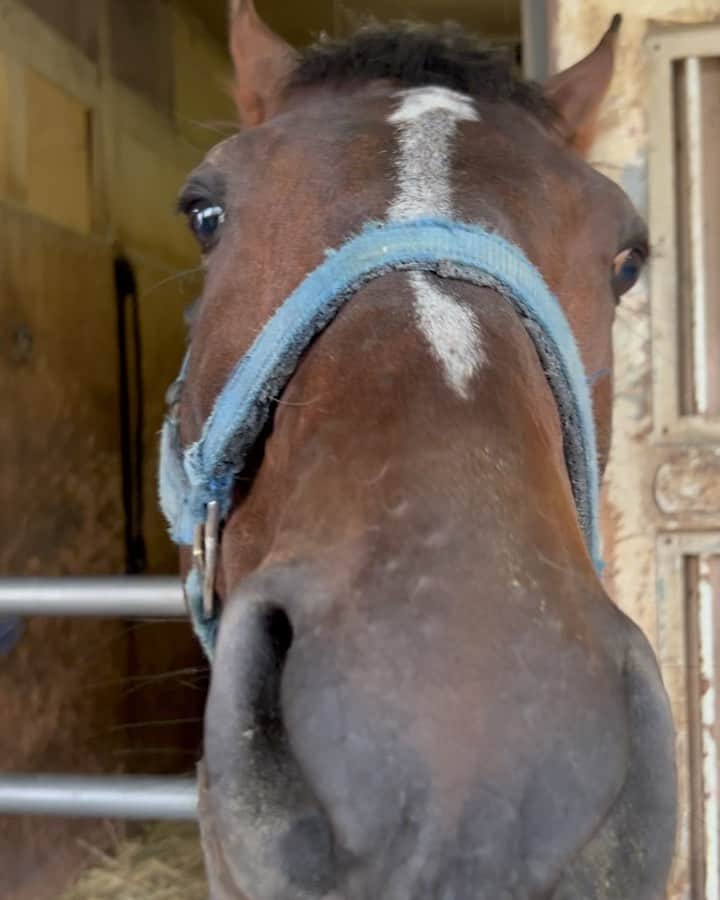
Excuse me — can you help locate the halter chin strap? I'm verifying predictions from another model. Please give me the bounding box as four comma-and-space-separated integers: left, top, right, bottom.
159, 217, 603, 659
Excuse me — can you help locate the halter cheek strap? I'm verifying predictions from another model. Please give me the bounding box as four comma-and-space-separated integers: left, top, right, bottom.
159, 217, 603, 659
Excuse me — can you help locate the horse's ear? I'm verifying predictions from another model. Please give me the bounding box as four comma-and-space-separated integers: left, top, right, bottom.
543, 14, 621, 155
228, 0, 298, 126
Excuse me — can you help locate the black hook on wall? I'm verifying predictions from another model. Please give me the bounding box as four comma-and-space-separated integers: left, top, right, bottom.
114, 253, 147, 575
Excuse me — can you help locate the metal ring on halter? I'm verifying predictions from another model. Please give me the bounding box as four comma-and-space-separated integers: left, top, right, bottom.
191, 500, 219, 618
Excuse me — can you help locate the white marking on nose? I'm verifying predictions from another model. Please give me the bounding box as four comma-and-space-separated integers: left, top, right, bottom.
408, 272, 485, 399
387, 87, 485, 397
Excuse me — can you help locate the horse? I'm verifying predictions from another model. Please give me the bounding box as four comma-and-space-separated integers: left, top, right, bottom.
159, 4, 677, 898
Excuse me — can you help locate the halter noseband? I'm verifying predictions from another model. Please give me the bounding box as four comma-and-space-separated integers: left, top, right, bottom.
159, 217, 602, 659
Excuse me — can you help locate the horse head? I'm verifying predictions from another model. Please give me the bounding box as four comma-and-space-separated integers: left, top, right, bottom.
160, 6, 676, 897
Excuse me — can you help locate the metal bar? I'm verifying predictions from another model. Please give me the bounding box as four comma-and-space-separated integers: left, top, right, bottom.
521, 0, 550, 81
0, 775, 197, 820
0, 577, 185, 618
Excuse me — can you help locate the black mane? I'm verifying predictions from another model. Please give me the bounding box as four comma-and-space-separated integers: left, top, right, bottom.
292, 23, 555, 124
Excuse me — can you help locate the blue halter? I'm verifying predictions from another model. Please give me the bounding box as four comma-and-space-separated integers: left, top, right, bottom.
159, 217, 602, 658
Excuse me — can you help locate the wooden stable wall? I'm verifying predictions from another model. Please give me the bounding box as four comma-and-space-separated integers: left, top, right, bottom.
0, 2, 234, 898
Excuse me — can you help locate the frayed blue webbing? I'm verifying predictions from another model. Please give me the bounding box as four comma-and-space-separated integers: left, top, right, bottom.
159, 217, 603, 655
184, 567, 218, 660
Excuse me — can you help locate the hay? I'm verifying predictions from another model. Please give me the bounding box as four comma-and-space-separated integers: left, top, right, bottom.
59, 822, 207, 900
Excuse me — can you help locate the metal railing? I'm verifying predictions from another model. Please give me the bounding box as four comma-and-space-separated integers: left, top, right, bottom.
0, 577, 198, 820
0, 577, 185, 617
0, 775, 197, 819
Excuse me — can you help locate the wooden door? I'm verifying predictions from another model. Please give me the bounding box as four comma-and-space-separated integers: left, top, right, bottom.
648, 24, 720, 900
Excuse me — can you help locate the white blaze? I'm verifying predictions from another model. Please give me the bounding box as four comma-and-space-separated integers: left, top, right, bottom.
408, 272, 486, 399
387, 86, 478, 221
387, 87, 485, 398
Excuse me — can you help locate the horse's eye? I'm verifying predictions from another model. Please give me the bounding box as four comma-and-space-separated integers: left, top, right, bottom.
612, 247, 645, 299
188, 204, 225, 248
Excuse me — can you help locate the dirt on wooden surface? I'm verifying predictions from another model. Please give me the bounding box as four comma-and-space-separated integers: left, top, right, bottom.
58, 822, 207, 900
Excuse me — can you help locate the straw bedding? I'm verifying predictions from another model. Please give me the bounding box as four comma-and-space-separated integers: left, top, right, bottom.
59, 822, 207, 900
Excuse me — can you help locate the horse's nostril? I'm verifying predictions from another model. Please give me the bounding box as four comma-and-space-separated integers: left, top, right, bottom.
204, 590, 300, 761
213, 601, 295, 740
203, 588, 341, 896
263, 605, 293, 663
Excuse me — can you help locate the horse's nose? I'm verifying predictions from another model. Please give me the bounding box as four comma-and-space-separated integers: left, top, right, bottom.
201, 569, 449, 899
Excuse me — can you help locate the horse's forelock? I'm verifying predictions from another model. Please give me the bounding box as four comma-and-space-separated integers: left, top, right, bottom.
290, 22, 557, 126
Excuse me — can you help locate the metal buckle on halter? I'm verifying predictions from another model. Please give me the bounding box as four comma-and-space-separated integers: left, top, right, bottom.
192, 500, 219, 619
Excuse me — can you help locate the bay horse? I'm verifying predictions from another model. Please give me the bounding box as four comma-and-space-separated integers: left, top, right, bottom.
160, 4, 676, 898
